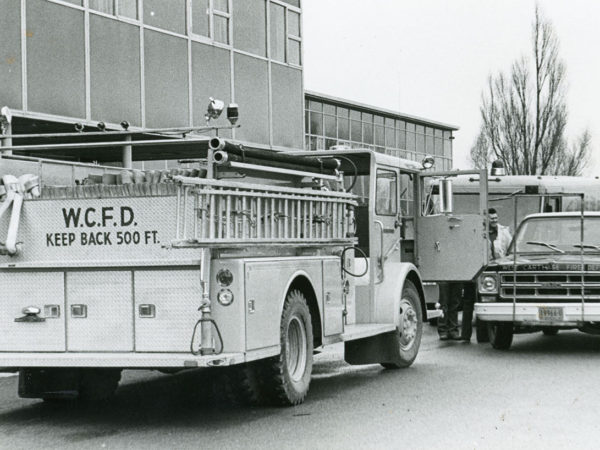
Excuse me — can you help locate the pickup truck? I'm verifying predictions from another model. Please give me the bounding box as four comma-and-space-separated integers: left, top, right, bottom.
475, 212, 600, 350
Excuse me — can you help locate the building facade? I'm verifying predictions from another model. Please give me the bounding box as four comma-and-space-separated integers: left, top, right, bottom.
0, 0, 455, 169
0, 0, 304, 149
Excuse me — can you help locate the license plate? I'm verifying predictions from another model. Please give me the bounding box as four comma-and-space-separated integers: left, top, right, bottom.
538, 306, 563, 321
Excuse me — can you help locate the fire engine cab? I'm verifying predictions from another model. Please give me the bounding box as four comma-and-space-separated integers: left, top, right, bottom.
0, 103, 487, 405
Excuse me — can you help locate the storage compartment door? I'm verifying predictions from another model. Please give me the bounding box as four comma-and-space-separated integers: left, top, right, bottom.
323, 260, 343, 336
134, 269, 201, 352
66, 271, 133, 351
0, 272, 66, 351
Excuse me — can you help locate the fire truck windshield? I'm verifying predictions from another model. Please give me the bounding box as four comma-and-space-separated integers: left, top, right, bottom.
512, 216, 600, 254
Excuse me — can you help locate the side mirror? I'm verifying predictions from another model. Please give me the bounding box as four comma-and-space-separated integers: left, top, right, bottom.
438, 178, 453, 214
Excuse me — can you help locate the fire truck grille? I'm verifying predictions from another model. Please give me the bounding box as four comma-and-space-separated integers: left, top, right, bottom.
499, 272, 600, 302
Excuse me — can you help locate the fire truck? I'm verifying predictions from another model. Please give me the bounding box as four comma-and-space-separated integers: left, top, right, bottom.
0, 103, 488, 405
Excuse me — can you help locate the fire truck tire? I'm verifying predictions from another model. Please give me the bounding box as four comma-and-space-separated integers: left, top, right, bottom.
262, 289, 314, 406
381, 280, 423, 369
542, 327, 559, 336
476, 318, 490, 343
488, 322, 513, 350
222, 362, 266, 405
78, 369, 122, 402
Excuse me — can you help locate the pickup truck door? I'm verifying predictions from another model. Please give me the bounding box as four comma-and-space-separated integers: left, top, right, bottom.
416, 169, 488, 282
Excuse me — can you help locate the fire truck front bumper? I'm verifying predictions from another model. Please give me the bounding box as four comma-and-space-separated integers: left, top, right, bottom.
0, 352, 246, 369
475, 302, 600, 326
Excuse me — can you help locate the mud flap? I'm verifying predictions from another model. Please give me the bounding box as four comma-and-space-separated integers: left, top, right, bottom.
344, 331, 399, 365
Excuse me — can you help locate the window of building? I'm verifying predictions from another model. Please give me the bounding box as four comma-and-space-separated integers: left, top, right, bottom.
309, 111, 322, 135
287, 10, 301, 65
324, 114, 336, 138
90, 0, 138, 19
192, 0, 210, 37
269, 1, 302, 65
213, 0, 230, 44
338, 116, 349, 141
270, 2, 286, 62
191, 0, 230, 44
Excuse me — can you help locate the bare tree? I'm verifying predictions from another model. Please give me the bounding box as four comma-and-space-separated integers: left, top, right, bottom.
470, 6, 591, 176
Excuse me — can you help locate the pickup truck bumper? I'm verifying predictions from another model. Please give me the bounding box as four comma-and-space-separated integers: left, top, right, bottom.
475, 302, 600, 326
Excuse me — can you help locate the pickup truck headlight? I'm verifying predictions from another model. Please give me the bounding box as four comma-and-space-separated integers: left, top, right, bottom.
478, 273, 498, 294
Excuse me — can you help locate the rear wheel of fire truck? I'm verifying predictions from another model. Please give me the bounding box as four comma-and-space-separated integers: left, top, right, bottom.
262, 289, 313, 406
78, 369, 122, 402
487, 322, 513, 350
381, 280, 423, 369
542, 327, 559, 336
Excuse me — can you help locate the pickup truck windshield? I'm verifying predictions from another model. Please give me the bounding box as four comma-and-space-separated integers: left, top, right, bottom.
513, 216, 600, 254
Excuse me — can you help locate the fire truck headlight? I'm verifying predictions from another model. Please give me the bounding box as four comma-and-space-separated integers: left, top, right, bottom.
216, 268, 234, 287
478, 274, 498, 294
217, 289, 234, 306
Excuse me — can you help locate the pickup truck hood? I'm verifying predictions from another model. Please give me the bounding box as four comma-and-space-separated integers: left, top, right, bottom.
486, 253, 600, 272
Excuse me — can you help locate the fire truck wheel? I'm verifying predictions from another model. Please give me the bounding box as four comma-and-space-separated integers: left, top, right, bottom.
382, 280, 423, 369
263, 289, 314, 406
222, 362, 266, 406
78, 369, 122, 402
542, 327, 559, 336
487, 322, 513, 350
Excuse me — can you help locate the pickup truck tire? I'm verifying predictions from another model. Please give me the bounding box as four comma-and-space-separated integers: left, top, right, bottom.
487, 322, 513, 350
261, 289, 314, 406
381, 280, 423, 369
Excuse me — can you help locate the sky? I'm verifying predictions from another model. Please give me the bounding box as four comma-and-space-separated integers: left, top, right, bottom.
302, 0, 600, 175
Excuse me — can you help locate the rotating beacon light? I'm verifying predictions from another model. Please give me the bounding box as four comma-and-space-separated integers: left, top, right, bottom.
205, 97, 225, 124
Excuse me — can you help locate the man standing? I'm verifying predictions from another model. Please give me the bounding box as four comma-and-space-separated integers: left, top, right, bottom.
488, 208, 512, 259
461, 208, 513, 342
438, 282, 461, 341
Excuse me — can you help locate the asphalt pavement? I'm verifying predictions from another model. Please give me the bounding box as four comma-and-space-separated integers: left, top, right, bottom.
1, 324, 600, 449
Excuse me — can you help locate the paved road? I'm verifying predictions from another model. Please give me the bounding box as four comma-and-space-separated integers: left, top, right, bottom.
2, 325, 600, 449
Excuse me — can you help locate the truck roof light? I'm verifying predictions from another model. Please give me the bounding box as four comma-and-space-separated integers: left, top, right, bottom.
421, 155, 435, 169
205, 97, 225, 123
227, 103, 239, 125
491, 160, 506, 176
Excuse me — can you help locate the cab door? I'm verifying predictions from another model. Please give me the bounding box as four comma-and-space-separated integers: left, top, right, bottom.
416, 169, 488, 282
373, 166, 402, 283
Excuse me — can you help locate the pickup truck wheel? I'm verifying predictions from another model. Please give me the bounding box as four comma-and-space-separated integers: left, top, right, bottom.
261, 289, 313, 406
381, 280, 423, 369
542, 327, 559, 336
476, 318, 490, 343
487, 322, 513, 350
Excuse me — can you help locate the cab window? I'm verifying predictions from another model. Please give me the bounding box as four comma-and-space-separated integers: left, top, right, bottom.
376, 169, 397, 216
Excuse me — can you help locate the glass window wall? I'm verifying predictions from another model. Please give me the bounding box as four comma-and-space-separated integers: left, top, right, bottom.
303, 98, 453, 169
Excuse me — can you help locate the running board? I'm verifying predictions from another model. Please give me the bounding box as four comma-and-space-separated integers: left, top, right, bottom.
341, 323, 397, 342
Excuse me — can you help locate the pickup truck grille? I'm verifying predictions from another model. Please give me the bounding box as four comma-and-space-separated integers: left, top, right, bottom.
499, 271, 600, 302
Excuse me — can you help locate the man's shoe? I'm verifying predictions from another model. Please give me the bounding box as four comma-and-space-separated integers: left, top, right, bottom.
449, 331, 461, 340
439, 333, 449, 341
